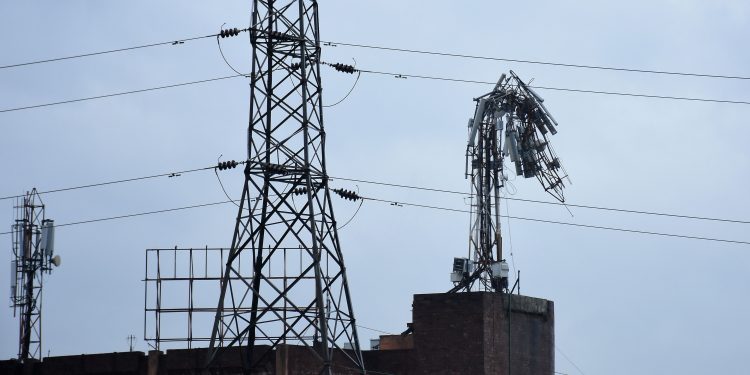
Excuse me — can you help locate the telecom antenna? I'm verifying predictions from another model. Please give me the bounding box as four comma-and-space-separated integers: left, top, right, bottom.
207, 1, 366, 373
451, 71, 569, 293
10, 189, 61, 361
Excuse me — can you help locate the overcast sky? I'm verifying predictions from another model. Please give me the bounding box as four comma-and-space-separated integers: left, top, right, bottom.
2, 1, 749, 374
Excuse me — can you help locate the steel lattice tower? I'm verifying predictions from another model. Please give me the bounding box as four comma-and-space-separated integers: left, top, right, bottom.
451, 72, 568, 293
10, 189, 58, 362
208, 1, 365, 373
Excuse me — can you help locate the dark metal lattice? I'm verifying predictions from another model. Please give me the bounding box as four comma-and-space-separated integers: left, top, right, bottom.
452, 71, 568, 293
10, 189, 57, 362
207, 1, 365, 373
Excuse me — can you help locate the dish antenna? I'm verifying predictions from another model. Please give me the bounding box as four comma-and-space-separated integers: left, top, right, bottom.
451, 71, 569, 293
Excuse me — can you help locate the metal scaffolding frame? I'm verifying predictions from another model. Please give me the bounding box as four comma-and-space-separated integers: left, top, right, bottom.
144, 246, 336, 352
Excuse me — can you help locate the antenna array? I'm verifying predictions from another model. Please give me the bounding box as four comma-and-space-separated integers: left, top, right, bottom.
10, 189, 59, 361
452, 71, 569, 292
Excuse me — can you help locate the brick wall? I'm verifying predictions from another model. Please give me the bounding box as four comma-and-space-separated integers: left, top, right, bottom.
0, 292, 554, 375
378, 335, 414, 351
412, 292, 554, 375
413, 292, 488, 374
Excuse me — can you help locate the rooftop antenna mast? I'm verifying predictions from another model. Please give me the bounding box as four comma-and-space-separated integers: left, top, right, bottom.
451, 71, 569, 293
207, 1, 365, 373
10, 189, 60, 362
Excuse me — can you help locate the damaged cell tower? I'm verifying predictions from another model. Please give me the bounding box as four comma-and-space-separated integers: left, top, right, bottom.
10, 189, 60, 361
451, 71, 569, 293
207, 0, 365, 373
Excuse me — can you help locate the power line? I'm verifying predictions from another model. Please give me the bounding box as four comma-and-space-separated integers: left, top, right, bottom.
3, 67, 749, 115
2, 194, 746, 247
0, 31, 244, 70
0, 200, 232, 236
360, 197, 750, 246
324, 40, 750, 81
555, 345, 587, 375
3, 30, 747, 82
0, 165, 219, 201
0, 74, 244, 114
358, 69, 750, 105
50, 201, 233, 230
355, 324, 394, 336
3, 165, 746, 226
331, 176, 750, 225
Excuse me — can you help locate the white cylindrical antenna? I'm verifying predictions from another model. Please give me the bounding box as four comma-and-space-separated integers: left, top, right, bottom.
10, 260, 17, 296
495, 111, 506, 132
507, 131, 520, 164
468, 99, 488, 147
41, 220, 55, 257
15, 224, 25, 258
504, 133, 514, 161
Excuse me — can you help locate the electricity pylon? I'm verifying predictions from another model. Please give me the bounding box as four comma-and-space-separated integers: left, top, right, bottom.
208, 1, 365, 373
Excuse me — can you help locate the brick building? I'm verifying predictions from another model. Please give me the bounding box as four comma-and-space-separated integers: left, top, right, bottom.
0, 292, 554, 374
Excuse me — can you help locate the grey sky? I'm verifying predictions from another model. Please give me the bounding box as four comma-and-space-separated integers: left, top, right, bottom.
1, 1, 749, 374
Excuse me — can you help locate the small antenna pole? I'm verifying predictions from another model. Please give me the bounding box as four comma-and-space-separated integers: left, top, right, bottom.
127, 335, 136, 352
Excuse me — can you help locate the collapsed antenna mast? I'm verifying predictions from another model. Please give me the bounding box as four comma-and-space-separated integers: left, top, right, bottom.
451, 71, 569, 293
207, 1, 365, 373
10, 189, 60, 361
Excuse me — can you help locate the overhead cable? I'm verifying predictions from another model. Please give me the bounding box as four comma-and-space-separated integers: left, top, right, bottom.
1, 196, 747, 247
0, 162, 238, 201
3, 166, 747, 226
357, 69, 750, 105
323, 40, 750, 81
359, 197, 750, 246
0, 29, 247, 71
4, 67, 749, 115
330, 176, 750, 225
0, 200, 233, 236
3, 30, 747, 82
0, 74, 245, 113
